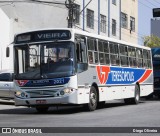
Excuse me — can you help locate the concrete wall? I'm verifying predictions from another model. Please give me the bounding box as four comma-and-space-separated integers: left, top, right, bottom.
1, 2, 68, 34
0, 8, 12, 71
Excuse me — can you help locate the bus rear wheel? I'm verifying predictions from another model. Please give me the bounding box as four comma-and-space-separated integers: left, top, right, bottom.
124, 84, 140, 104
36, 106, 49, 113
85, 86, 98, 111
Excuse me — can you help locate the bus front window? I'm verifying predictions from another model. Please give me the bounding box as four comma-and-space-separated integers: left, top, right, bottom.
15, 42, 75, 80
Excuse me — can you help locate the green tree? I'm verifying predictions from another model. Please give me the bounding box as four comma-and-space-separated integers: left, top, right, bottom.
143, 35, 160, 47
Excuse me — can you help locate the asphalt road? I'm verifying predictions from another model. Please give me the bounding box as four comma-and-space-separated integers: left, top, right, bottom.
0, 98, 160, 136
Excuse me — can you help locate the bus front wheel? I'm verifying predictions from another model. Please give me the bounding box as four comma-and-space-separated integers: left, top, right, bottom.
84, 86, 98, 111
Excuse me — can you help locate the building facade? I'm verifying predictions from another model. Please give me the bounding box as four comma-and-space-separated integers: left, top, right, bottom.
74, 0, 120, 40
0, 0, 122, 40
121, 0, 138, 44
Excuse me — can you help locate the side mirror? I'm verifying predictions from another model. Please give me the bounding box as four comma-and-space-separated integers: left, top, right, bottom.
6, 47, 10, 57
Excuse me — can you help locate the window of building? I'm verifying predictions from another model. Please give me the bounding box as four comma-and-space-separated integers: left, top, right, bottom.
130, 16, 135, 32
112, 0, 116, 5
74, 4, 80, 24
121, 12, 128, 29
100, 14, 106, 33
87, 38, 98, 64
112, 19, 116, 36
87, 9, 94, 29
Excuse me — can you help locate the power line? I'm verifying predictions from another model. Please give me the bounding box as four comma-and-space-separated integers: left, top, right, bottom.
79, 0, 92, 15
29, 0, 65, 5
139, 1, 152, 9
0, 0, 65, 5
153, 0, 160, 5
145, 0, 157, 8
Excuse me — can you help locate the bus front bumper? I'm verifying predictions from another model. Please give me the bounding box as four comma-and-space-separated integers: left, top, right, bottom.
14, 93, 78, 106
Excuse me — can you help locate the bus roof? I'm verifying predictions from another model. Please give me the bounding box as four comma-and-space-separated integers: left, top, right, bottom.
14, 28, 151, 50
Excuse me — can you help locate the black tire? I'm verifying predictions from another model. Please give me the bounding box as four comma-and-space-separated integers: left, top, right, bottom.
124, 84, 140, 105
85, 86, 98, 111
36, 106, 49, 113
145, 93, 153, 100
124, 98, 132, 104
97, 101, 106, 109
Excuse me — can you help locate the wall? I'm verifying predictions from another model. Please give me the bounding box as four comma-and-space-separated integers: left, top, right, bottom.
0, 8, 12, 71
109, 0, 121, 40
1, 2, 68, 34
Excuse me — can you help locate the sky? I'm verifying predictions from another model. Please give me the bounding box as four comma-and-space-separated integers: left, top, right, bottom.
138, 0, 160, 45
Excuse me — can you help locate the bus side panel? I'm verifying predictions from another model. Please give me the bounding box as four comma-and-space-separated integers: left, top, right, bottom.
77, 88, 90, 104
139, 72, 153, 96
77, 66, 136, 102
77, 66, 99, 104
140, 85, 153, 97
77, 66, 100, 86
100, 86, 135, 101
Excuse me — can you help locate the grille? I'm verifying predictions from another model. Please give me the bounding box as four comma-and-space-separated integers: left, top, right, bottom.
20, 85, 64, 98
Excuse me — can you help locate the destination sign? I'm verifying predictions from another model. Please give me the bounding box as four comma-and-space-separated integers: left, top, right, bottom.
14, 30, 71, 44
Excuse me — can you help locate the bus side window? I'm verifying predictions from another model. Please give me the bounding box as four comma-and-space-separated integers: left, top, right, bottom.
119, 45, 128, 66
147, 50, 152, 68
143, 50, 148, 68
76, 37, 88, 73
110, 42, 119, 66
128, 47, 136, 67
87, 38, 98, 64
136, 49, 143, 68
76, 38, 87, 63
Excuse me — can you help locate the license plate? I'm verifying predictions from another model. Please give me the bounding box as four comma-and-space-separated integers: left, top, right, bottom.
36, 100, 46, 104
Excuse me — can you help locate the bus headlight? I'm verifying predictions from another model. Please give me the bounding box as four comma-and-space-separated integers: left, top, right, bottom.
15, 91, 21, 96
15, 91, 26, 98
63, 88, 74, 94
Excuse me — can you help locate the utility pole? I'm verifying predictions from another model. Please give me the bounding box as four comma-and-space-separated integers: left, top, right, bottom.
65, 0, 75, 28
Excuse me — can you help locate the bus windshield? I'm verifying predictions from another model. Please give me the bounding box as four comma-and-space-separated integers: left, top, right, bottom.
15, 41, 75, 80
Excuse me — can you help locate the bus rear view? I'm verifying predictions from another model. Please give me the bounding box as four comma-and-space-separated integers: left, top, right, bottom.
152, 48, 160, 98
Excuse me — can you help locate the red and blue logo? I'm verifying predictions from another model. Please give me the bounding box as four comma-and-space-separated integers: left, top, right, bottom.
96, 66, 110, 84
96, 66, 152, 85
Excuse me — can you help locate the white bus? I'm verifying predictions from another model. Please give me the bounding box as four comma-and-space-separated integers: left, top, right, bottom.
7, 28, 153, 112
